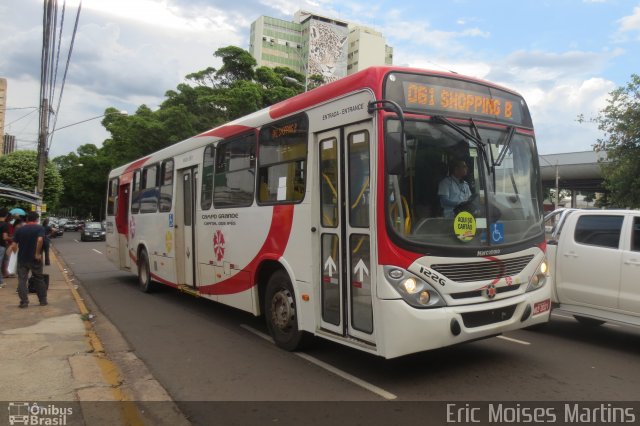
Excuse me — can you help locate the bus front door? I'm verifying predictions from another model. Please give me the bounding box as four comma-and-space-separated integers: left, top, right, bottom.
176, 167, 197, 288
116, 183, 130, 269
317, 122, 374, 344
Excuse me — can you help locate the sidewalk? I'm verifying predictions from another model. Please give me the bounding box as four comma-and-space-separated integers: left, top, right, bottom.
0, 249, 143, 424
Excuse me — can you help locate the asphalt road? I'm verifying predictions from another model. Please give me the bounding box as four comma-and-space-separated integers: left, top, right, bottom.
52, 233, 640, 424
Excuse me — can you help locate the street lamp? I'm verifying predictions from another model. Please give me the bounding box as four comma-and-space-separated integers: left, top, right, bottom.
283, 76, 307, 92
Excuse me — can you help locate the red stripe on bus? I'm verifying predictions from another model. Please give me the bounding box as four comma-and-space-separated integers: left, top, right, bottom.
200, 204, 295, 295
268, 68, 384, 119
124, 155, 152, 174
196, 125, 254, 139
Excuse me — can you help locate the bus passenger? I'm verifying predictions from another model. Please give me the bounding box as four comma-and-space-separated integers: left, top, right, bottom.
438, 159, 471, 218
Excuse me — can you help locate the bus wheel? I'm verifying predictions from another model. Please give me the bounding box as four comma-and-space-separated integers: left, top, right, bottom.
265, 270, 306, 351
138, 249, 154, 293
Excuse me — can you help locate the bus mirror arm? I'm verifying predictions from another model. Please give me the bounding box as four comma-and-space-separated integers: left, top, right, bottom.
368, 100, 407, 175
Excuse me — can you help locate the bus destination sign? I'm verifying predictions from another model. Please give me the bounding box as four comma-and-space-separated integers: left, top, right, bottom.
403, 81, 516, 122
385, 73, 532, 126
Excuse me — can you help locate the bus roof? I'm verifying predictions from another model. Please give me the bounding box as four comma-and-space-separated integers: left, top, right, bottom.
110, 66, 525, 176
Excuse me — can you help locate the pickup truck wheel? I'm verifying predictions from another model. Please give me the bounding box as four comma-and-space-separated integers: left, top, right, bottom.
574, 315, 604, 327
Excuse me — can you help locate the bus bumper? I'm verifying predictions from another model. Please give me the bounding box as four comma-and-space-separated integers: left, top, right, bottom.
376, 286, 551, 359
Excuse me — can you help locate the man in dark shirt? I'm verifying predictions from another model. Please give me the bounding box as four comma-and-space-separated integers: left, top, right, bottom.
11, 211, 46, 308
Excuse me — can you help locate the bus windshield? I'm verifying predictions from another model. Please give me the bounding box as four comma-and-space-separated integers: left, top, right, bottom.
385, 118, 543, 252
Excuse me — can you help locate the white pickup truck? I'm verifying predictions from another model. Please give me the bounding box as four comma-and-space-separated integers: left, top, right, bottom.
544, 208, 640, 327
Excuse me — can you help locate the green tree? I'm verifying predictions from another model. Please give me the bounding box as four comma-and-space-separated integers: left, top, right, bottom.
0, 150, 63, 210
100, 45, 307, 171
593, 74, 640, 207
52, 144, 112, 219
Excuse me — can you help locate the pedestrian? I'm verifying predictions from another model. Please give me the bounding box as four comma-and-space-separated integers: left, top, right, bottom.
10, 211, 47, 308
42, 218, 52, 266
0, 208, 9, 288
2, 209, 13, 277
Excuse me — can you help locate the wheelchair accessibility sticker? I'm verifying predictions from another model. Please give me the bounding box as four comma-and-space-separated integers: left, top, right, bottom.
490, 223, 504, 243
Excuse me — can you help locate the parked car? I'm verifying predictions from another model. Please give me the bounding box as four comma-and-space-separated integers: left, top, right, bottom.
545, 208, 640, 327
80, 222, 106, 241
49, 221, 64, 237
63, 220, 80, 231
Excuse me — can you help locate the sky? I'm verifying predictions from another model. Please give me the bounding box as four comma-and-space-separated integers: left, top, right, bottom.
1, 0, 640, 158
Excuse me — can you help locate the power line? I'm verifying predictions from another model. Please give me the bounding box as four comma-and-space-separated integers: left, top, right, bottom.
5, 108, 38, 127
48, 0, 82, 150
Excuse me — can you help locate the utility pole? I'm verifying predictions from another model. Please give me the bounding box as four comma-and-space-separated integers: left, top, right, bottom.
36, 97, 49, 197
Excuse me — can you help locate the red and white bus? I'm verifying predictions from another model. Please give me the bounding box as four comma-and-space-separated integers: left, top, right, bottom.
106, 66, 550, 358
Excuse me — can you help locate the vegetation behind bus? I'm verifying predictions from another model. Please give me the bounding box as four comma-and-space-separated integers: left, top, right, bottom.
50, 46, 313, 219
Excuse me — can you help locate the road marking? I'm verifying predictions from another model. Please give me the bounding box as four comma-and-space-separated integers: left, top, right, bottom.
240, 324, 397, 400
93, 249, 103, 255
74, 239, 80, 243
497, 335, 531, 345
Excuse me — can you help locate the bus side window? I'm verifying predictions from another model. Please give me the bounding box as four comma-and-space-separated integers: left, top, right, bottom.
213, 133, 256, 208
159, 159, 174, 212
257, 114, 308, 204
107, 178, 118, 216
141, 164, 159, 213
201, 145, 215, 210
131, 170, 141, 214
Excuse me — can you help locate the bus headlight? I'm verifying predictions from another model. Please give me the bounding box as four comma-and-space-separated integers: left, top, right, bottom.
527, 259, 548, 292
384, 266, 446, 308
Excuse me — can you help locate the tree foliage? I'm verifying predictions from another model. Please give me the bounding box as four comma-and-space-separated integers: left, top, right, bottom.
593, 74, 640, 207
0, 150, 63, 210
50, 45, 307, 218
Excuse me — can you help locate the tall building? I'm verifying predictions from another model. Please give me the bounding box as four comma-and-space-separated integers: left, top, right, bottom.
347, 25, 393, 74
249, 11, 392, 86
3, 134, 16, 155
0, 78, 7, 156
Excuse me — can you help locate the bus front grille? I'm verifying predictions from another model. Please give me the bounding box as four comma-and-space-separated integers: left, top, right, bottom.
460, 304, 517, 328
450, 284, 521, 300
431, 255, 534, 283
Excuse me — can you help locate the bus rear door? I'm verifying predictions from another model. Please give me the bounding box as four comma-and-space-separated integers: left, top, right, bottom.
175, 167, 198, 288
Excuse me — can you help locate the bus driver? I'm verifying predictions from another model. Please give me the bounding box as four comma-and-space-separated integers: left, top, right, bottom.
438, 159, 471, 218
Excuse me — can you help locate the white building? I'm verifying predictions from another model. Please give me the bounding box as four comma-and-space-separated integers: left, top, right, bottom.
249, 11, 392, 85
347, 25, 393, 75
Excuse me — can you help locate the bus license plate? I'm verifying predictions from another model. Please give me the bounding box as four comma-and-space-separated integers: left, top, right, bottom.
533, 299, 551, 315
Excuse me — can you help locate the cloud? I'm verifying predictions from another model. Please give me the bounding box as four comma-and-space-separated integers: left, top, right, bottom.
618, 5, 640, 33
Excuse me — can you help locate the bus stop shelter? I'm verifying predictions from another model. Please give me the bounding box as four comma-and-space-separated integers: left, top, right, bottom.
538, 151, 609, 208
0, 183, 42, 206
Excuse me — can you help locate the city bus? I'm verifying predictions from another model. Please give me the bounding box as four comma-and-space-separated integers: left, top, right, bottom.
106, 66, 550, 358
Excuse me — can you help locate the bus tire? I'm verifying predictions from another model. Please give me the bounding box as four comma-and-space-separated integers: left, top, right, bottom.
265, 270, 307, 351
138, 249, 154, 293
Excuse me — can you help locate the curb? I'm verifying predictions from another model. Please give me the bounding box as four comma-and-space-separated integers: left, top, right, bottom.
53, 250, 145, 426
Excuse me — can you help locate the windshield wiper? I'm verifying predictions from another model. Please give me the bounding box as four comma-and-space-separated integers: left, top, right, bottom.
432, 115, 491, 172
494, 126, 516, 167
